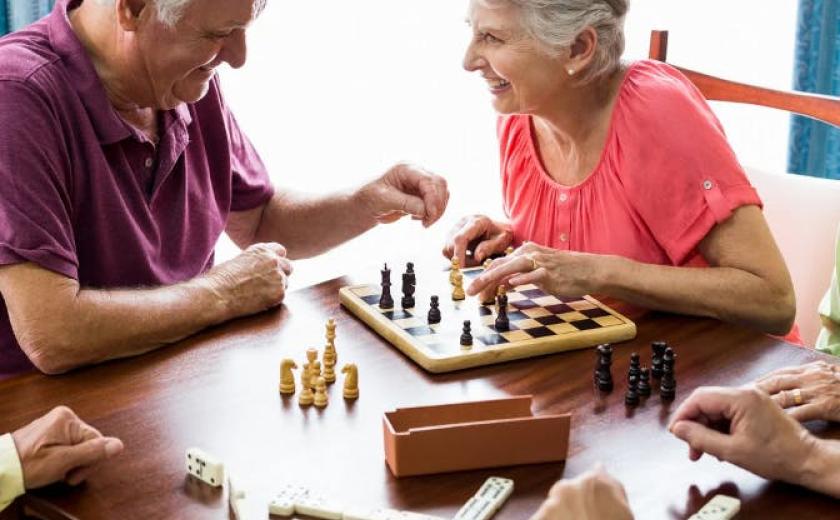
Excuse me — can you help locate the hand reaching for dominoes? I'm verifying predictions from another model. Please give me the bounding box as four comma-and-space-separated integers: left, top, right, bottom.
529, 466, 633, 520
11, 406, 123, 489
443, 215, 513, 268
466, 243, 600, 303
204, 242, 293, 318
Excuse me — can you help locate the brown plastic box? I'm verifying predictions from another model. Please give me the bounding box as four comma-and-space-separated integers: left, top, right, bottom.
383, 395, 571, 477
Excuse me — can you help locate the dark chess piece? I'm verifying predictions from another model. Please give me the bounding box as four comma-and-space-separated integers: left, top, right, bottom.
494, 292, 510, 331
637, 367, 651, 397
427, 295, 441, 324
628, 352, 641, 382
401, 262, 416, 309
625, 375, 640, 407
651, 341, 668, 379
379, 263, 394, 309
594, 344, 614, 393
460, 320, 473, 347
660, 347, 676, 401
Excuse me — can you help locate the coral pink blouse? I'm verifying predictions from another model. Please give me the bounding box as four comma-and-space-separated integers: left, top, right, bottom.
499, 60, 803, 343
499, 60, 761, 268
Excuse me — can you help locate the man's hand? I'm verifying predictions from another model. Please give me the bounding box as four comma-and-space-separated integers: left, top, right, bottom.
669, 386, 817, 486
355, 163, 449, 228
204, 243, 292, 319
529, 466, 633, 520
442, 215, 513, 267
11, 406, 123, 489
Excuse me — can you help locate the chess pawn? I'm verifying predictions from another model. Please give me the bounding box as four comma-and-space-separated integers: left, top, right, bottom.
279, 359, 297, 395
342, 363, 359, 400
309, 360, 322, 390
298, 365, 314, 406
306, 347, 318, 367
624, 376, 640, 407
427, 295, 441, 324
460, 320, 473, 348
449, 257, 461, 285
637, 367, 652, 397
452, 270, 466, 301
314, 377, 329, 408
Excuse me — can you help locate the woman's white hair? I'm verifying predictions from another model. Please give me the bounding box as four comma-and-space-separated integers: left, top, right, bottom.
95, 0, 195, 26
478, 0, 628, 83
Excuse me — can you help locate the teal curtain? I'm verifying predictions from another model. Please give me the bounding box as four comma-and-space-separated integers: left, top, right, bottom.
789, 0, 840, 179
1, 1, 55, 36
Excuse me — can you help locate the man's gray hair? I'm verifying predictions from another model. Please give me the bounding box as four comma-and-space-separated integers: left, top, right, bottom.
478, 0, 628, 83
95, 0, 195, 26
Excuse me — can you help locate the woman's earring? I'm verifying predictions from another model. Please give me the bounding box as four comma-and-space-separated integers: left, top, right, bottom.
567, 68, 575, 76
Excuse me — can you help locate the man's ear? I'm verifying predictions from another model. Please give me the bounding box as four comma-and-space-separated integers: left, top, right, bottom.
116, 0, 151, 32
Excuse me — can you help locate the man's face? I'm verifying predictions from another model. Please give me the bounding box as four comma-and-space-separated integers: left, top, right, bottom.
130, 0, 264, 109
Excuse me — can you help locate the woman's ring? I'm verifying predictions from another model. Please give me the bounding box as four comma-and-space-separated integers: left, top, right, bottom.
530, 256, 539, 271
792, 388, 803, 406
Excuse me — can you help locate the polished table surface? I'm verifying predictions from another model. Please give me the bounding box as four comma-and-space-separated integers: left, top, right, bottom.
0, 275, 838, 520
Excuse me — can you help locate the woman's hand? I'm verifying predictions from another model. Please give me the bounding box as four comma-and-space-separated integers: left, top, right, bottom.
466, 242, 606, 302
755, 361, 840, 423
442, 215, 512, 267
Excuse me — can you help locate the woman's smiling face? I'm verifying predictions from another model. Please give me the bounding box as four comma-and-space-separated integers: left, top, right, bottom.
462, 1, 568, 115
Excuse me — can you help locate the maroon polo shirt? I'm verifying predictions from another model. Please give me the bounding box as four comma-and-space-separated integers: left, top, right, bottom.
0, 0, 274, 376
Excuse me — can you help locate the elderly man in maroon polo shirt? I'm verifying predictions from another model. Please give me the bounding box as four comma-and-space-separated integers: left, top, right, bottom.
0, 0, 449, 376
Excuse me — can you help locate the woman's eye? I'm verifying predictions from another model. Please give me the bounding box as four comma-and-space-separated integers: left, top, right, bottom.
482, 33, 502, 44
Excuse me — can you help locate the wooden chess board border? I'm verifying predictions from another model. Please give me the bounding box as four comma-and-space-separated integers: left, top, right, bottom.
339, 270, 637, 373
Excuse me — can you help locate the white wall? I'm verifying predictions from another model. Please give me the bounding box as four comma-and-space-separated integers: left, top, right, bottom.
218, 1, 799, 287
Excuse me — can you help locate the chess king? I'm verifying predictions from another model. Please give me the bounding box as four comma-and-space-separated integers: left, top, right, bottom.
0, 0, 450, 376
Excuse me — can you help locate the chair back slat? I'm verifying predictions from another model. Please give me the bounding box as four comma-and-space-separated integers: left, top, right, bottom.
649, 30, 840, 129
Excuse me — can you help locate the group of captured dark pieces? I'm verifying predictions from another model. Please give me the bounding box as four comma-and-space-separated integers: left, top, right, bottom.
595, 341, 677, 406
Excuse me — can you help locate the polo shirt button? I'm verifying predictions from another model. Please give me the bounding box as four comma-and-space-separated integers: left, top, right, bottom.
145, 157, 153, 168
703, 180, 713, 190
559, 193, 569, 203
560, 233, 569, 242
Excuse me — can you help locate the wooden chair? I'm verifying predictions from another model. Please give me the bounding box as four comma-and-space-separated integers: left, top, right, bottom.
649, 30, 840, 346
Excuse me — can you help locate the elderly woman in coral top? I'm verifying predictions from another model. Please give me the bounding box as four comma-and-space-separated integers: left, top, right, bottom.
444, 0, 797, 337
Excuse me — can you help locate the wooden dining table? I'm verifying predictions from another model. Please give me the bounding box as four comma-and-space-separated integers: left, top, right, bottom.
1, 273, 838, 520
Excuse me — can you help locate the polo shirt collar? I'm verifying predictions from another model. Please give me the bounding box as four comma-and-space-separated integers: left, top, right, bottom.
46, 0, 194, 145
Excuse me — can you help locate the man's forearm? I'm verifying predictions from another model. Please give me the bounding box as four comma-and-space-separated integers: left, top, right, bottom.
22, 276, 230, 374
800, 438, 840, 498
253, 190, 377, 260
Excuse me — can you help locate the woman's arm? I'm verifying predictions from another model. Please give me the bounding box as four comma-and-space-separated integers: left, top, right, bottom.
468, 206, 795, 335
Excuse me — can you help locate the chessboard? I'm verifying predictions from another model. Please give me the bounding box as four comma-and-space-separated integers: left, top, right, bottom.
339, 266, 637, 373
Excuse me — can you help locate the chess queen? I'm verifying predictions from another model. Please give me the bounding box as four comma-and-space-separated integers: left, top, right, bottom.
445, 0, 798, 341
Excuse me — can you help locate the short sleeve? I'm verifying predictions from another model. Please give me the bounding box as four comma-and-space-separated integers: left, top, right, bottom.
0, 433, 25, 512
616, 61, 762, 265
216, 79, 274, 212
0, 80, 78, 279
